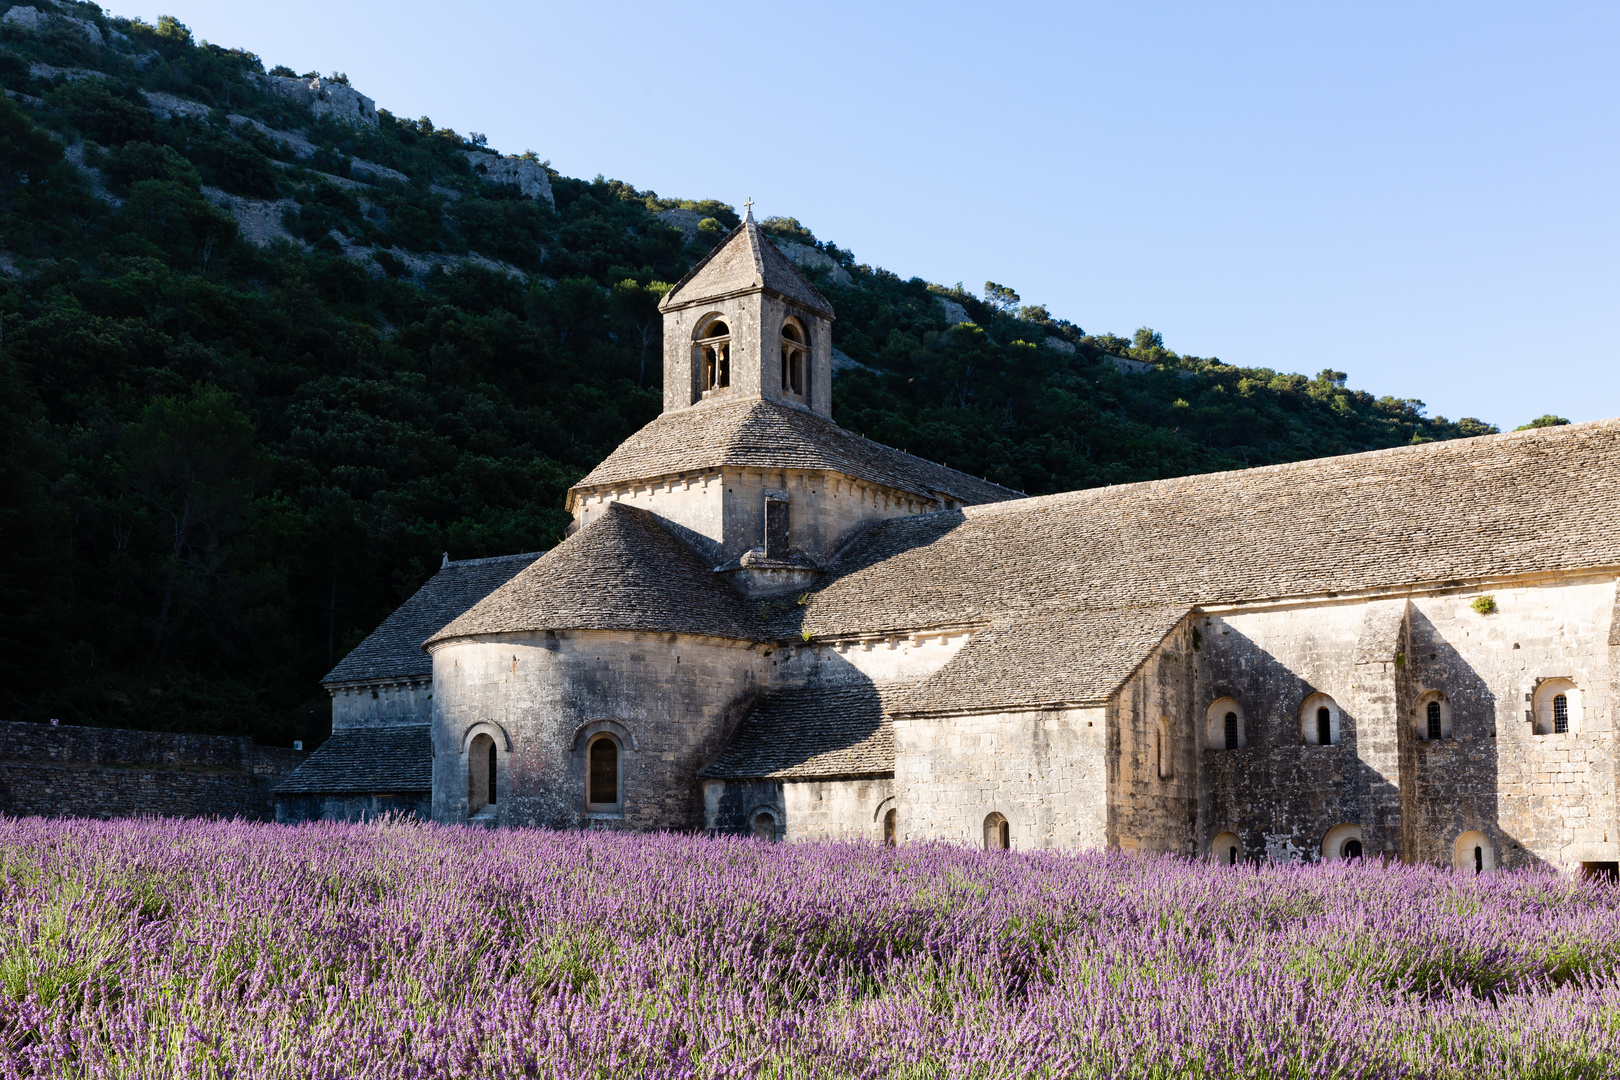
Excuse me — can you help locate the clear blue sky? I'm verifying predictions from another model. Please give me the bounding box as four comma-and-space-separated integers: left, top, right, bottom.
138, 1, 1617, 429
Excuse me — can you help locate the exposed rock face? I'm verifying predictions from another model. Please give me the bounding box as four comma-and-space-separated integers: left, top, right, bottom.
936, 296, 972, 325
1043, 336, 1076, 354
202, 188, 301, 247
262, 75, 378, 127
4, 4, 103, 45
831, 347, 874, 377
463, 152, 554, 208
776, 240, 853, 286
657, 207, 707, 241
141, 90, 209, 121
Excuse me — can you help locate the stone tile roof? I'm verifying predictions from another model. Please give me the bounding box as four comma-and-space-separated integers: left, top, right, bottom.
700, 682, 900, 780
427, 503, 768, 645
569, 397, 1022, 508
322, 552, 542, 685
661, 217, 834, 318
782, 419, 1620, 641
888, 606, 1189, 714
275, 726, 431, 794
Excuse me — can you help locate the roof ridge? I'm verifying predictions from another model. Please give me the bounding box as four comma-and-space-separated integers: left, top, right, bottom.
446, 551, 546, 567
960, 417, 1620, 522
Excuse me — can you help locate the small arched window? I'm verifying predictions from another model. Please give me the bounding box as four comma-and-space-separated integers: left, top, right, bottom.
780, 318, 809, 401
1206, 698, 1244, 750
1322, 823, 1362, 862
983, 812, 1009, 851
1532, 679, 1581, 735
696, 318, 730, 391
1156, 717, 1173, 779
1454, 831, 1495, 874
1211, 831, 1241, 865
883, 808, 897, 846
750, 810, 776, 842
467, 732, 497, 814
1427, 700, 1442, 741
586, 734, 620, 812
1300, 694, 1339, 746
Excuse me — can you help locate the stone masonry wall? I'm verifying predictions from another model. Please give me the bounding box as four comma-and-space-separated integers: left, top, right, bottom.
329, 679, 434, 730
1109, 620, 1197, 854
1195, 602, 1388, 863
892, 705, 1108, 850
0, 721, 305, 821
703, 777, 894, 842
429, 630, 765, 829
1401, 579, 1617, 870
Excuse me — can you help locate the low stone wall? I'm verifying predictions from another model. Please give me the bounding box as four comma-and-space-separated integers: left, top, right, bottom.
0, 721, 305, 821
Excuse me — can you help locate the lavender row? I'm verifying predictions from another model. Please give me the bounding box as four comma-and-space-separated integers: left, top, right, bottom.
1, 817, 1617, 1078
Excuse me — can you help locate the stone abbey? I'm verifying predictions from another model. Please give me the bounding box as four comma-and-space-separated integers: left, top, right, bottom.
277, 211, 1620, 874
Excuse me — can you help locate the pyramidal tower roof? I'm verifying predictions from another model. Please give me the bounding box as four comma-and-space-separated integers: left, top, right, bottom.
659, 206, 834, 319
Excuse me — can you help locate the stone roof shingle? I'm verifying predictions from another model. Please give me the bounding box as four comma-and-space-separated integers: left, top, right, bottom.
275, 726, 431, 794
888, 606, 1189, 714
700, 682, 898, 779
322, 552, 542, 685
569, 397, 1022, 509
660, 218, 834, 318
783, 419, 1620, 640
427, 502, 768, 645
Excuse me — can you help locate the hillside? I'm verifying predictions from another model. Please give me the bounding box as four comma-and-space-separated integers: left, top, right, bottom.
0, 3, 1503, 745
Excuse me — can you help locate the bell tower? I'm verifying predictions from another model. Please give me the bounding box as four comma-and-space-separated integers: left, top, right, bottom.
658, 204, 835, 417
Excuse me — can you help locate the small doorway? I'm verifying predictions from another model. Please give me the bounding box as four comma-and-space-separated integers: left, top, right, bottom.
883, 808, 897, 846
983, 812, 1009, 851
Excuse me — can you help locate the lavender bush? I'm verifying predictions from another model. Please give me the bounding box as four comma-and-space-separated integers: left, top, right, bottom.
0, 818, 1617, 1078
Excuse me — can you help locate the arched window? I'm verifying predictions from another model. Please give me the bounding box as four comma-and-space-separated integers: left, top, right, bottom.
1299, 693, 1339, 746
1321, 823, 1362, 862
1211, 831, 1241, 865
586, 734, 620, 812
1416, 692, 1452, 741
983, 812, 1009, 851
1532, 679, 1581, 735
750, 810, 776, 842
1156, 717, 1174, 779
780, 318, 809, 401
1206, 698, 1244, 750
1454, 831, 1495, 874
696, 318, 731, 392
467, 732, 497, 814
883, 808, 897, 846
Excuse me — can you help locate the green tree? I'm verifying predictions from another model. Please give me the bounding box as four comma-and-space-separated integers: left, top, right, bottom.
1515, 414, 1570, 431
984, 281, 1020, 313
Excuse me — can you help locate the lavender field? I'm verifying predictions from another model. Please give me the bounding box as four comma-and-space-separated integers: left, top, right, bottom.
0, 819, 1617, 1078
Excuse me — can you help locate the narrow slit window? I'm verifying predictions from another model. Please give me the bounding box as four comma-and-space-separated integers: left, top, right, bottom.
1228, 845, 1238, 866
1317, 707, 1332, 746
487, 740, 497, 804
1224, 712, 1238, 750
1427, 700, 1442, 741
1553, 694, 1569, 734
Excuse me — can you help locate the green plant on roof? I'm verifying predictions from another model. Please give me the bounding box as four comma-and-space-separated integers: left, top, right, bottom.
1471, 595, 1497, 615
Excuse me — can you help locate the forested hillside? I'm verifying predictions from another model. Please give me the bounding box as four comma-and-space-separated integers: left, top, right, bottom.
0, 3, 1505, 746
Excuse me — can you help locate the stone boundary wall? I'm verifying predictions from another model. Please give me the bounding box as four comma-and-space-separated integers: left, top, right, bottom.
0, 721, 305, 821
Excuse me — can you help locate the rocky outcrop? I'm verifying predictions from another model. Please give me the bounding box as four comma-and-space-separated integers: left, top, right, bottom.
657, 207, 707, 241
202, 188, 301, 247
777, 240, 853, 286
1043, 336, 1076, 355
935, 296, 972, 325
3, 4, 103, 45
141, 90, 209, 121
463, 152, 554, 207
261, 74, 378, 127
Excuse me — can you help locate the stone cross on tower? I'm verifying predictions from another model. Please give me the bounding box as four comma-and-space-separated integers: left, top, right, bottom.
743, 197, 753, 220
